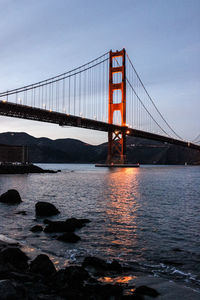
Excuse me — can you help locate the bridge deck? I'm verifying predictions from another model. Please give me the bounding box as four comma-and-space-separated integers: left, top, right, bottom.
0, 101, 199, 151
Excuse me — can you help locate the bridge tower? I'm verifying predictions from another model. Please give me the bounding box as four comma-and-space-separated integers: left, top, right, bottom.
107, 49, 127, 164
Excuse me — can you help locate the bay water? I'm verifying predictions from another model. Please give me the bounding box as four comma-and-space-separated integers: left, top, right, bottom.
0, 164, 199, 290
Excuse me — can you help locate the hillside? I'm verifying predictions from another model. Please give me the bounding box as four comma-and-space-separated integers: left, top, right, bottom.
0, 132, 199, 165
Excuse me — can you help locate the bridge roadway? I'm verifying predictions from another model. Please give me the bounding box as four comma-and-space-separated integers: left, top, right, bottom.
0, 101, 199, 151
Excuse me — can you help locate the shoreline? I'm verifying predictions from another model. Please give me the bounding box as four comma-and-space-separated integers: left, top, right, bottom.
0, 236, 199, 300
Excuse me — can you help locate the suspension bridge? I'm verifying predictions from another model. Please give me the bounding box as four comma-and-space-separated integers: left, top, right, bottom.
0, 49, 199, 164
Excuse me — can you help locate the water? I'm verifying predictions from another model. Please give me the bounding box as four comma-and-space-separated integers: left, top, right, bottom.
0, 164, 200, 290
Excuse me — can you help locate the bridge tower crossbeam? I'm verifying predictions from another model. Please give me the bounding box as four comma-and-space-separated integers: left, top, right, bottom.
107, 49, 127, 164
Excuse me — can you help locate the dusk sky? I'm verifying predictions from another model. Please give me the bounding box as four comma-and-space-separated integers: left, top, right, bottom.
0, 0, 199, 144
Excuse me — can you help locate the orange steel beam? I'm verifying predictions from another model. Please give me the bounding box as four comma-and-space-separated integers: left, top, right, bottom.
107, 49, 127, 164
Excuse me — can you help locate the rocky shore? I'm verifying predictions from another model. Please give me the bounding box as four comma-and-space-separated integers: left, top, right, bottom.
0, 189, 199, 299
0, 163, 60, 174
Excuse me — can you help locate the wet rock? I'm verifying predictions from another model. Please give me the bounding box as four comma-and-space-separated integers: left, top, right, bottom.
57, 232, 81, 243
53, 266, 90, 289
44, 217, 90, 233
0, 247, 29, 271
0, 279, 18, 300
64, 217, 90, 230
35, 202, 60, 217
82, 256, 122, 273
30, 225, 43, 232
110, 259, 123, 272
44, 221, 74, 233
135, 285, 160, 297
66, 217, 91, 228
0, 189, 22, 204
30, 254, 56, 277
82, 256, 110, 271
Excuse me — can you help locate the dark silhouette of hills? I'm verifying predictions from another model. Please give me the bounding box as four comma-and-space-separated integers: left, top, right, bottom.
0, 132, 199, 165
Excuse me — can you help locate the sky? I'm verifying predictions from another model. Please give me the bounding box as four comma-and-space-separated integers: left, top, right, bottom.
0, 0, 199, 144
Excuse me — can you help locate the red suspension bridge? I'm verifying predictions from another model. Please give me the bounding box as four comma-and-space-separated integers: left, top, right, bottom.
0, 49, 199, 164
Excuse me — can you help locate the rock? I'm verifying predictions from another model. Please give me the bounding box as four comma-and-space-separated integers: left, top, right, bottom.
0, 189, 22, 204
57, 232, 81, 243
35, 202, 60, 217
135, 285, 160, 297
30, 254, 56, 277
30, 225, 43, 232
44, 217, 90, 233
84, 283, 123, 299
52, 266, 91, 298
82, 256, 122, 273
65, 217, 91, 228
43, 219, 52, 224
110, 259, 123, 272
0, 247, 29, 271
59, 287, 86, 300
82, 256, 109, 271
0, 279, 18, 300
44, 221, 74, 233
54, 266, 90, 289
0, 260, 15, 274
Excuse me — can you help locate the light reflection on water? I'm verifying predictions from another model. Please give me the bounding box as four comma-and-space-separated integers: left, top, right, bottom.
103, 168, 140, 256
0, 164, 200, 290
99, 275, 137, 284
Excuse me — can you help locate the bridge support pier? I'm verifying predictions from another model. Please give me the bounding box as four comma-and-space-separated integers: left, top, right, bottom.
107, 130, 126, 164
107, 48, 127, 165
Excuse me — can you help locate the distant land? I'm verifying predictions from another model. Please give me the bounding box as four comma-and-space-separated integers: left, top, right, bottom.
0, 132, 199, 165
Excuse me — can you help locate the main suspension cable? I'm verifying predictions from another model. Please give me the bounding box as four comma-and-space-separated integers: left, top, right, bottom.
0, 52, 109, 96
126, 53, 183, 140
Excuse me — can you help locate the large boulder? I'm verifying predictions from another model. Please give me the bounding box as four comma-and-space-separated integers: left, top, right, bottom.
30, 254, 56, 277
57, 232, 81, 243
0, 247, 29, 271
35, 202, 60, 217
0, 189, 22, 204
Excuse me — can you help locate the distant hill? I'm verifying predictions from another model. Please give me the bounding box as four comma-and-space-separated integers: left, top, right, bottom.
0, 132, 199, 165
